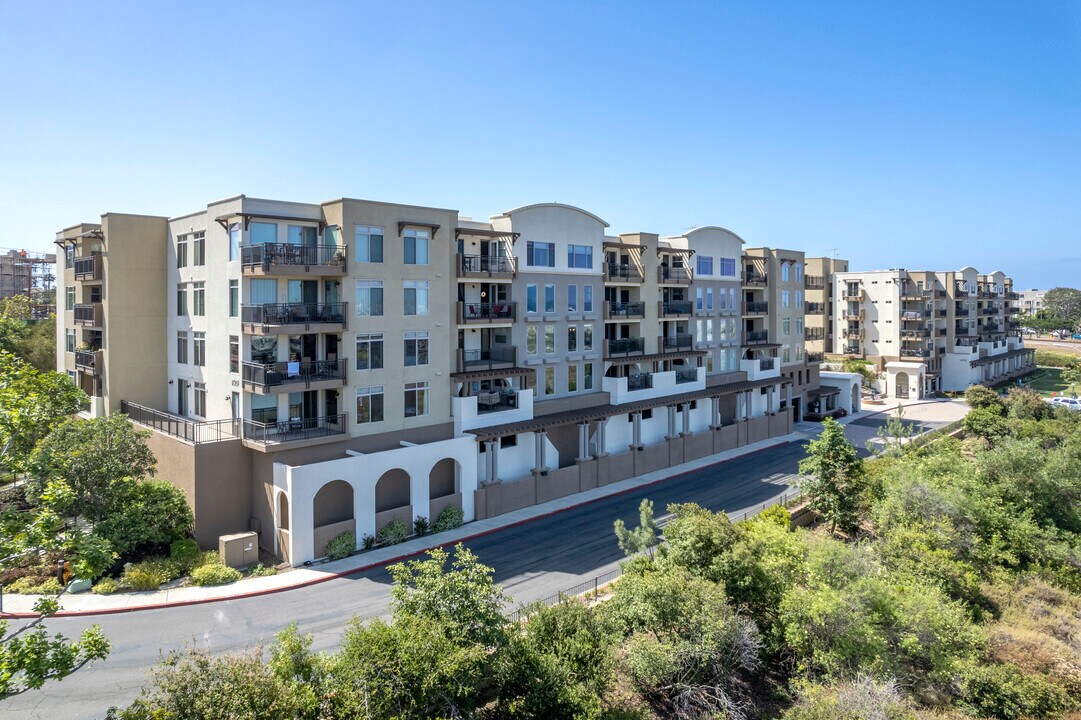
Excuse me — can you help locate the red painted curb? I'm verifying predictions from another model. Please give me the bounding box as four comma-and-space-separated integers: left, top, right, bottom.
1, 435, 799, 619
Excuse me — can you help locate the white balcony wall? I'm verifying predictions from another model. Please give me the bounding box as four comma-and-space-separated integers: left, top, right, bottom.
453, 389, 533, 434
602, 367, 705, 405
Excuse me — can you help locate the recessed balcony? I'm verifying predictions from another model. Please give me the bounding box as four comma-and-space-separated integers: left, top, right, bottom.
743, 330, 770, 345
659, 300, 693, 318
605, 301, 645, 320
843, 311, 863, 321
605, 263, 644, 283
73, 303, 103, 326
742, 271, 768, 287
606, 337, 645, 358
242, 414, 348, 451
457, 345, 517, 373
742, 301, 769, 316
805, 276, 825, 289
456, 253, 515, 280
842, 329, 864, 339
675, 368, 699, 384
660, 333, 694, 352
900, 329, 930, 339
241, 302, 347, 335
476, 389, 520, 415
805, 302, 825, 315
241, 359, 346, 394
457, 301, 517, 324
901, 348, 932, 358
240, 244, 346, 276
75, 348, 103, 374
658, 266, 692, 284
73, 255, 102, 281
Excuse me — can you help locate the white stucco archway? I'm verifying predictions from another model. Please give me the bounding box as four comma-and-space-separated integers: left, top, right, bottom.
884, 361, 926, 400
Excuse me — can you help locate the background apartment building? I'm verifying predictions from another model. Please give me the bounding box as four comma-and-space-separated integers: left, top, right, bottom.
56, 197, 820, 566
804, 256, 848, 357
1015, 289, 1046, 316
830, 266, 1033, 397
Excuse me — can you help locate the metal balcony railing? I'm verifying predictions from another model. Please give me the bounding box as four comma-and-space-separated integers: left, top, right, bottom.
759, 357, 776, 370
805, 302, 825, 314
743, 271, 768, 286
675, 368, 698, 384
658, 266, 692, 283
241, 243, 345, 271
608, 337, 645, 356
476, 390, 520, 414
743, 301, 769, 314
662, 334, 694, 351
73, 255, 102, 280
73, 303, 102, 325
460, 302, 517, 322
459, 254, 515, 275
901, 348, 931, 358
460, 346, 517, 371
74, 349, 102, 372
661, 300, 694, 315
241, 359, 345, 390
743, 330, 769, 344
627, 373, 652, 391
242, 414, 348, 446
605, 263, 644, 282
606, 301, 645, 318
241, 302, 346, 327
121, 400, 237, 444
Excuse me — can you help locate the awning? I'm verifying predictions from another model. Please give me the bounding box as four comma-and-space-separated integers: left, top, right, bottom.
455, 227, 520, 242
606, 349, 708, 365
808, 385, 842, 399
970, 347, 1033, 367
450, 367, 534, 382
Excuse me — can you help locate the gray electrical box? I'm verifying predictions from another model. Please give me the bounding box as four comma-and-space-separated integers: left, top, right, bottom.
219, 531, 259, 569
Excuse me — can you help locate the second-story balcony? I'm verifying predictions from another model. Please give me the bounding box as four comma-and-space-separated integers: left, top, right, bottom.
658, 266, 692, 284
241, 243, 346, 276
605, 301, 645, 320
457, 345, 517, 373
659, 300, 693, 317
75, 348, 103, 374
901, 329, 931, 339
627, 372, 652, 391
241, 358, 346, 394
805, 328, 824, 341
241, 302, 347, 334
74, 302, 103, 326
955, 325, 976, 336
242, 414, 348, 451
805, 302, 825, 315
457, 301, 517, 324
843, 329, 864, 339
843, 311, 863, 321
476, 388, 521, 415
73, 255, 102, 281
457, 253, 515, 280
843, 344, 862, 356
605, 263, 644, 283
606, 337, 645, 357
805, 276, 825, 289
675, 368, 698, 384
901, 348, 932, 358
742, 301, 769, 316
842, 287, 863, 301
660, 333, 694, 352
743, 330, 770, 345
742, 271, 768, 287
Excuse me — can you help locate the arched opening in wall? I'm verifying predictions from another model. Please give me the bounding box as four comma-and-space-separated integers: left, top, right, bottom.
278, 492, 290, 531
276, 492, 292, 564
895, 371, 910, 399
851, 383, 860, 413
375, 468, 412, 532
312, 480, 354, 558
428, 458, 462, 523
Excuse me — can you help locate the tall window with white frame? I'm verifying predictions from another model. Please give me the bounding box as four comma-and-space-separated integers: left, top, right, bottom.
193, 231, 205, 266
356, 386, 384, 424
193, 282, 205, 316
355, 226, 384, 264
193, 382, 206, 417
65, 286, 74, 311
177, 235, 187, 268
229, 336, 239, 373
404, 331, 429, 366
177, 331, 188, 364
404, 281, 428, 316
356, 280, 384, 316
404, 382, 429, 417
403, 229, 429, 265
544, 284, 555, 313
526, 284, 538, 313
193, 332, 206, 367
177, 285, 187, 316
356, 333, 384, 370
177, 379, 188, 416
228, 223, 240, 261
228, 280, 239, 317
65, 329, 75, 353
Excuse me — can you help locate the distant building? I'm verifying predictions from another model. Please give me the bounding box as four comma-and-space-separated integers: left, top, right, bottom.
1015, 289, 1046, 315
0, 248, 56, 317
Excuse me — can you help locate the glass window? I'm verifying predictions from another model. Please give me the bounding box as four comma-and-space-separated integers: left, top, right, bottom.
404, 280, 429, 316
567, 326, 577, 352
193, 331, 206, 367
719, 258, 736, 276
526, 284, 538, 313
696, 288, 704, 311
325, 226, 341, 249
228, 223, 240, 261
783, 317, 791, 335
782, 290, 791, 308
228, 279, 238, 317
568, 244, 592, 268
65, 244, 75, 267
250, 278, 277, 305
567, 285, 578, 313
544, 367, 555, 395
193, 382, 206, 417
584, 285, 594, 312
568, 364, 578, 392
526, 241, 555, 267
65, 329, 75, 353
176, 285, 187, 316
65, 286, 74, 311
355, 226, 384, 263
404, 229, 429, 265
229, 336, 239, 373
356, 386, 384, 424
176, 331, 188, 364
584, 324, 593, 350
707, 288, 714, 310
795, 263, 804, 282
544, 325, 555, 354
193, 231, 205, 266
193, 282, 205, 316
404, 331, 429, 367
250, 222, 277, 244
795, 290, 803, 307
526, 326, 537, 355
544, 284, 555, 313
584, 362, 593, 391
176, 236, 187, 268
404, 381, 429, 417
250, 336, 277, 364
287, 225, 317, 246
355, 280, 384, 316
796, 318, 804, 334
783, 348, 791, 363
356, 333, 384, 370
781, 263, 791, 282
697, 256, 713, 275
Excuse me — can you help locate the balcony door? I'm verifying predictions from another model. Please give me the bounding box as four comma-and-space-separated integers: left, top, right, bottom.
177, 379, 189, 416
288, 390, 318, 422
324, 280, 340, 306
288, 280, 318, 306
288, 225, 318, 247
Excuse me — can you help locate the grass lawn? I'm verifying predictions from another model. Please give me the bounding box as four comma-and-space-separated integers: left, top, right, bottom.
1020, 367, 1076, 397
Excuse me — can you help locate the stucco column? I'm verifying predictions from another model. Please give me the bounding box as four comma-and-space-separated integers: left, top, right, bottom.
681, 402, 691, 436
631, 412, 643, 450
666, 405, 677, 440
786, 383, 792, 407
767, 386, 774, 414
533, 430, 548, 475
743, 391, 751, 421
710, 396, 721, 430
594, 417, 608, 458
490, 440, 500, 484
576, 423, 590, 462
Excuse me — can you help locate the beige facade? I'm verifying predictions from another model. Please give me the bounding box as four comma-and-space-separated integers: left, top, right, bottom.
804, 257, 848, 356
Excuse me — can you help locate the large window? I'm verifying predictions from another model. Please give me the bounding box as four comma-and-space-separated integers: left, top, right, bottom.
287, 225, 317, 246
584, 285, 594, 312
193, 332, 206, 367
355, 280, 384, 316
568, 364, 578, 392
229, 336, 239, 373
404, 280, 429, 316
719, 257, 736, 276
706, 288, 714, 310
795, 262, 804, 282
355, 226, 384, 263
404, 331, 429, 366
697, 255, 714, 275
356, 333, 384, 370
696, 287, 704, 311
568, 244, 592, 269
544, 325, 555, 354
544, 284, 555, 313
193, 231, 205, 266
526, 326, 538, 355
584, 324, 593, 350
584, 362, 593, 391
567, 326, 577, 352
544, 367, 555, 395
781, 262, 791, 282
177, 331, 188, 364
228, 223, 240, 261
193, 382, 206, 417
527, 284, 538, 313
567, 285, 578, 313
404, 381, 429, 417
403, 229, 429, 265
527, 241, 555, 267
176, 236, 188, 268
176, 285, 187, 316
193, 282, 205, 316
65, 329, 75, 353
229, 280, 239, 317
795, 290, 803, 307
356, 386, 384, 424
250, 222, 277, 244
782, 290, 791, 308
65, 286, 74, 311
782, 317, 791, 336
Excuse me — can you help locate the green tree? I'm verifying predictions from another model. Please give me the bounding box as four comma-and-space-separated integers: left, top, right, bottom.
962, 406, 1009, 445
964, 383, 1004, 411
1061, 362, 1081, 395
659, 501, 737, 579
842, 358, 877, 389
798, 418, 865, 533
1041, 287, 1081, 330
869, 404, 914, 457
1, 595, 110, 700
93, 479, 194, 557
613, 498, 660, 558
27, 414, 156, 522
0, 350, 85, 475
388, 543, 508, 648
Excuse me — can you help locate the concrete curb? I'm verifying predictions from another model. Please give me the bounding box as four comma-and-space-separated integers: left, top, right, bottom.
1, 436, 799, 619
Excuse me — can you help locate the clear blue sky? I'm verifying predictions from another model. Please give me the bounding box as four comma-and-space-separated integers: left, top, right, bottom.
1, 1, 1078, 288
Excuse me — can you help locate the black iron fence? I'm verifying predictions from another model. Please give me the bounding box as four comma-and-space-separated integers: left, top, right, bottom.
121, 400, 237, 444
241, 302, 346, 326
242, 359, 345, 389
241, 243, 345, 270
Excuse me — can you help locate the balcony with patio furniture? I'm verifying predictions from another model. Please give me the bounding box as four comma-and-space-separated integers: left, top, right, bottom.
457, 301, 517, 324
742, 270, 768, 287
457, 345, 517, 373
805, 302, 825, 315
75, 348, 103, 374
660, 333, 694, 352
74, 302, 103, 326
842, 329, 864, 339
475, 388, 521, 415
675, 368, 699, 384
241, 358, 346, 394
456, 253, 516, 280
605, 301, 645, 320
241, 302, 347, 335
743, 330, 770, 345
605, 262, 644, 283
240, 243, 346, 276
659, 299, 694, 317
242, 414, 349, 451
606, 336, 646, 357
604, 366, 705, 405
901, 348, 932, 358
742, 301, 769, 316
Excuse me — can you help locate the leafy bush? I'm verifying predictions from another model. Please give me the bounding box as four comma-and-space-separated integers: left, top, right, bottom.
782, 676, 918, 720
413, 516, 429, 537
122, 558, 175, 591
91, 577, 119, 595
190, 563, 242, 587
169, 538, 201, 571
248, 563, 277, 577
94, 479, 194, 557
964, 384, 1004, 410
757, 503, 792, 528
193, 550, 221, 569
1034, 349, 1076, 368
433, 505, 464, 533
962, 406, 1009, 444
377, 519, 408, 546
959, 663, 1068, 719
323, 531, 356, 561
362, 534, 375, 550
6, 576, 62, 594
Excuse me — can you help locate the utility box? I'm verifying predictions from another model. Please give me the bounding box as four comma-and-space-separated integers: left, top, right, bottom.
219, 531, 259, 569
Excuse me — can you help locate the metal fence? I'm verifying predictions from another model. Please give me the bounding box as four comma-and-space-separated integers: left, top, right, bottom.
121, 401, 238, 444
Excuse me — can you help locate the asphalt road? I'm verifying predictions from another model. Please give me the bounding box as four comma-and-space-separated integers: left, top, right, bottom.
1, 417, 935, 720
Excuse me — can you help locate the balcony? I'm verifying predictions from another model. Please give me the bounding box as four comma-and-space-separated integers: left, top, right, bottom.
240, 244, 346, 276
805, 302, 825, 315
806, 352, 824, 362
606, 337, 645, 357
743, 330, 770, 345
604, 367, 705, 405
605, 301, 645, 320
457, 346, 517, 373
843, 311, 863, 321
1006, 291, 1019, 300
805, 328, 824, 341
242, 414, 348, 450
241, 302, 346, 334
902, 311, 930, 321
742, 271, 768, 287
659, 300, 694, 317
954, 325, 976, 336
742, 301, 769, 316
980, 306, 999, 316
901, 348, 931, 358
901, 329, 931, 339
73, 302, 103, 326
660, 333, 694, 352
627, 372, 652, 391
75, 349, 103, 374
983, 322, 1002, 332
900, 289, 930, 300
457, 253, 515, 280
241, 359, 346, 394
843, 346, 862, 357
842, 329, 864, 339
658, 266, 692, 284
476, 389, 520, 415
936, 309, 947, 318
605, 263, 644, 283
842, 288, 863, 301
457, 301, 517, 324
73, 255, 102, 281
805, 276, 825, 289
675, 368, 698, 384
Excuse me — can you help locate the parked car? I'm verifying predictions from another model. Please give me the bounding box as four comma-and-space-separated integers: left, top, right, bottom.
1072, 333, 1081, 340
1048, 396, 1081, 412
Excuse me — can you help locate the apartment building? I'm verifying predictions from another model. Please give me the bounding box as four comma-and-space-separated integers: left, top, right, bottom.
1015, 289, 1046, 316
830, 267, 1034, 397
804, 257, 848, 357
56, 196, 819, 566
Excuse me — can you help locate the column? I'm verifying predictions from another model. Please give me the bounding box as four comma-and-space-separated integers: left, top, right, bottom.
490, 439, 500, 484
594, 418, 608, 457
767, 386, 774, 414
681, 402, 691, 436
710, 396, 721, 430
631, 411, 643, 450
533, 430, 548, 475
666, 405, 677, 440
576, 422, 590, 462
744, 391, 751, 421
